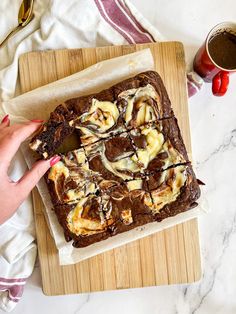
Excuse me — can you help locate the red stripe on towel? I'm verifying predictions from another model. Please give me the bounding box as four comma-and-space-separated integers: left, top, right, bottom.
0, 277, 26, 283
94, 0, 153, 43
116, 0, 155, 42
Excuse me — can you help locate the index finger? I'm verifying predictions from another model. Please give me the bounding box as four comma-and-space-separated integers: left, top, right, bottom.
0, 121, 43, 168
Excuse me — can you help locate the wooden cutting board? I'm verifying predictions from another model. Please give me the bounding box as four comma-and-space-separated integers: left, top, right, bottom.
18, 42, 201, 295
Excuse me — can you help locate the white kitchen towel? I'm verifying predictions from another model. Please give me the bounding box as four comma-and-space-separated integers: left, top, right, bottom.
0, 0, 165, 311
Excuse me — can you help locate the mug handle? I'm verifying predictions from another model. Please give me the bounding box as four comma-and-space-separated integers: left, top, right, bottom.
212, 71, 229, 96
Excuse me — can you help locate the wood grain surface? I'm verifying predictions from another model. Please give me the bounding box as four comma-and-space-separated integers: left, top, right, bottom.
18, 42, 201, 296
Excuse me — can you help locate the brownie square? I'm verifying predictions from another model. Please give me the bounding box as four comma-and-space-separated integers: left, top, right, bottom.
29, 104, 77, 159
54, 195, 114, 247
83, 132, 141, 184
46, 148, 100, 205
98, 179, 154, 237
113, 71, 173, 129
129, 118, 188, 175
73, 96, 126, 146
147, 164, 200, 220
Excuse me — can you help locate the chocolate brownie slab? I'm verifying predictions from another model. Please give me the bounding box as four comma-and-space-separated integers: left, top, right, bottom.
32, 69, 201, 248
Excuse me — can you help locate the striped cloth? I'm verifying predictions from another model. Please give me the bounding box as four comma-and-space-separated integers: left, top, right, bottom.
0, 0, 202, 311
0, 278, 27, 304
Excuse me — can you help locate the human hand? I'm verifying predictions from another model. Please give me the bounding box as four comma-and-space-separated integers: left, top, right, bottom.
0, 115, 60, 225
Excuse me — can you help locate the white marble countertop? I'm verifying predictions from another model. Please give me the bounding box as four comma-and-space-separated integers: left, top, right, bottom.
4, 0, 236, 313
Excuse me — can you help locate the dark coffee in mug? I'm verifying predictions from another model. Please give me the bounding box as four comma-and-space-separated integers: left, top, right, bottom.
208, 31, 236, 69
193, 22, 236, 96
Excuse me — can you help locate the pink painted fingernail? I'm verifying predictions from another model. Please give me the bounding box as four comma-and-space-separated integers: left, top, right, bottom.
50, 155, 61, 167
1, 114, 9, 123
31, 119, 44, 123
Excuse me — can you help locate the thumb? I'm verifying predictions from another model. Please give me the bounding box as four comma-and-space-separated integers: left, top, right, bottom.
17, 156, 61, 199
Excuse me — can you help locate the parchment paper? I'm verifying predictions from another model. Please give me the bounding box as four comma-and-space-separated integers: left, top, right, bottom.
3, 49, 207, 265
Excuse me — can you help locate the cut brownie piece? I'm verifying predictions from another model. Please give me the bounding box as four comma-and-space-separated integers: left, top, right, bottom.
73, 92, 126, 146
29, 71, 173, 159
29, 104, 76, 159
114, 71, 173, 129
55, 195, 114, 247
84, 132, 141, 184
129, 118, 188, 175
147, 164, 200, 220
46, 148, 100, 205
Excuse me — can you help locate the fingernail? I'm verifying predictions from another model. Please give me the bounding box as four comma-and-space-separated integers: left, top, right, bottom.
31, 119, 44, 123
50, 155, 61, 167
1, 114, 9, 123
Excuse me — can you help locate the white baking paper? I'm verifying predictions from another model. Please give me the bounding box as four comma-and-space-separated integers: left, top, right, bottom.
3, 49, 208, 265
